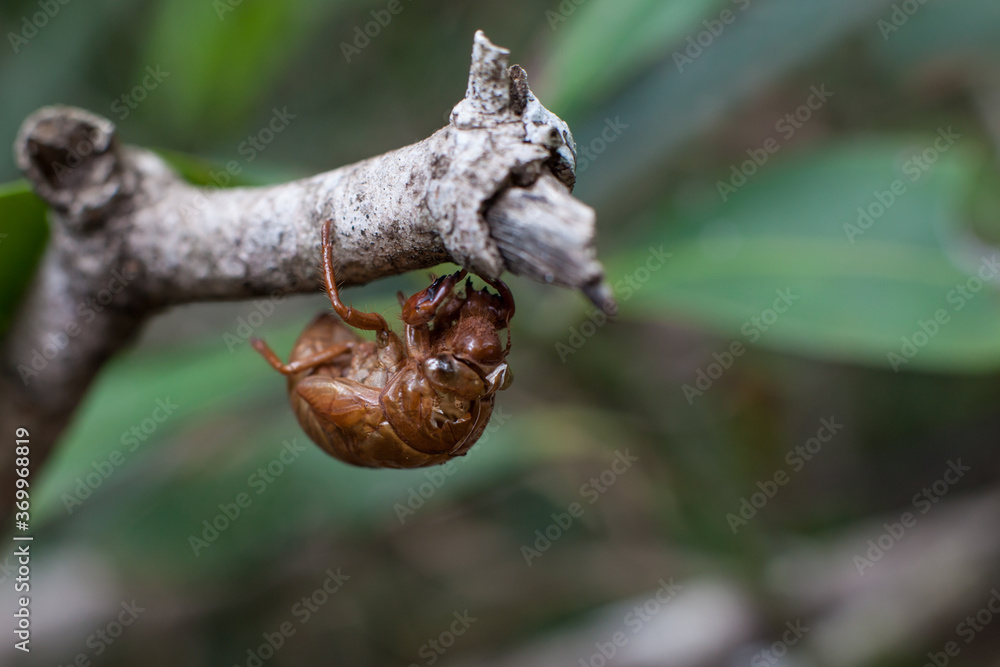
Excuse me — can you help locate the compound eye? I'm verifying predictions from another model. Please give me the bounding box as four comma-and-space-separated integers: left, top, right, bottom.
423, 354, 484, 398
424, 355, 456, 381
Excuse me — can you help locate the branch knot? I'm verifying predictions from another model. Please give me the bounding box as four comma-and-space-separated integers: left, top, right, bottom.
15, 106, 133, 228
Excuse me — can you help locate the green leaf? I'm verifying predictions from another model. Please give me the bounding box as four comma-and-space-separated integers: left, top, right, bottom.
83, 407, 591, 580
0, 180, 48, 336
141, 0, 344, 138
869, 0, 1000, 73
153, 148, 268, 187
537, 0, 720, 115
617, 139, 1000, 372
567, 0, 893, 205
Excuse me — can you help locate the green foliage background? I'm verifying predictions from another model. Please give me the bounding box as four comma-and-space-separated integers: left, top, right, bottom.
2, 0, 1000, 665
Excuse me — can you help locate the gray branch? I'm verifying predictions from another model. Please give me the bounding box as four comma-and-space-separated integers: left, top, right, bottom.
0, 31, 612, 521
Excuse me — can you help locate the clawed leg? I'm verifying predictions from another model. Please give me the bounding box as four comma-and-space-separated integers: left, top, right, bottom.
251, 338, 354, 376
480, 275, 515, 353
480, 275, 515, 323
430, 290, 464, 331
401, 268, 468, 326
322, 220, 391, 333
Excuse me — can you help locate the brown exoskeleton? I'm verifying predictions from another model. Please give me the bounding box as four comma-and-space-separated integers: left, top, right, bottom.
251, 220, 514, 468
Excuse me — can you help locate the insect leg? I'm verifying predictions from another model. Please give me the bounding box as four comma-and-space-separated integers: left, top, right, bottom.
480, 275, 515, 323
480, 275, 515, 353
322, 220, 391, 332
251, 338, 354, 376
400, 268, 468, 326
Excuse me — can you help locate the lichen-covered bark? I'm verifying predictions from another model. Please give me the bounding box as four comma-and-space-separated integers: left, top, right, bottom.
0, 31, 612, 523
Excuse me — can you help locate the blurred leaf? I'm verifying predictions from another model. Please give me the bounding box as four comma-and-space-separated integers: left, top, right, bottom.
89, 406, 600, 581
141, 0, 342, 137
0, 180, 48, 336
965, 159, 1000, 248
537, 0, 719, 115
153, 147, 269, 187
38, 295, 396, 524
618, 139, 1000, 372
570, 0, 893, 206
868, 0, 1000, 74
33, 327, 289, 525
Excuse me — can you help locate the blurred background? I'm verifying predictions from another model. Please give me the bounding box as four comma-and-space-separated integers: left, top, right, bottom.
3, 0, 1000, 665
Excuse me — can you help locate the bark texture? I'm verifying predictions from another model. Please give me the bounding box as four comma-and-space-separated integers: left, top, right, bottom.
0, 31, 611, 522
